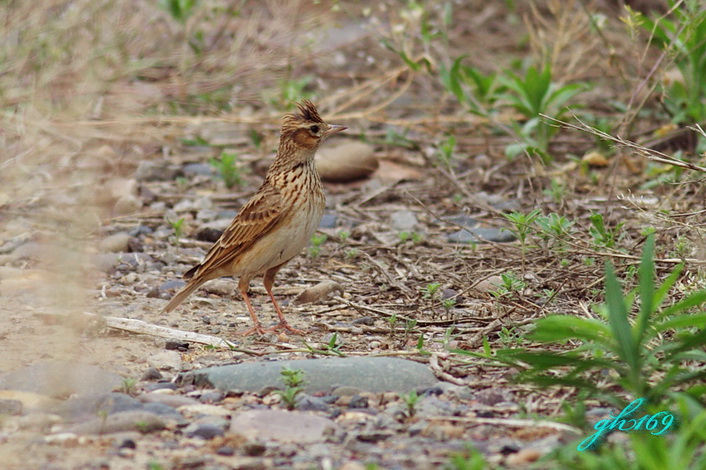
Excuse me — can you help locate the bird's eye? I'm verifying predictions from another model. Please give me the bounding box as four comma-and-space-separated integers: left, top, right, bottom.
309, 125, 320, 134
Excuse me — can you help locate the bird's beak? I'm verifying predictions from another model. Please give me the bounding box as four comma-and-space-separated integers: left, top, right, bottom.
324, 124, 347, 139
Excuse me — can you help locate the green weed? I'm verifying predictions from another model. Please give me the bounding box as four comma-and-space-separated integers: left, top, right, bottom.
209, 151, 245, 189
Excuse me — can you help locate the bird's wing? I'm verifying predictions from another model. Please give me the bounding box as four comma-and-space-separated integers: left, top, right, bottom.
185, 183, 286, 279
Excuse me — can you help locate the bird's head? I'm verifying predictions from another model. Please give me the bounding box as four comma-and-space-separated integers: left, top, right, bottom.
279, 100, 346, 156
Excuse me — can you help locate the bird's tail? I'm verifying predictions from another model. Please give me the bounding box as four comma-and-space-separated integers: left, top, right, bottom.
161, 279, 204, 314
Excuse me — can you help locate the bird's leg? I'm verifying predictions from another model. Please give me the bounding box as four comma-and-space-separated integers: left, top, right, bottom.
263, 265, 306, 335
235, 277, 266, 336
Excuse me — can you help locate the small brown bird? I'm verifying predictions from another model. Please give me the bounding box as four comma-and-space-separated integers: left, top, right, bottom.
162, 100, 346, 335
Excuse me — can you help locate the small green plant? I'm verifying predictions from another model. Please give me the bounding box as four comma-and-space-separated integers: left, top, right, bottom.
503, 209, 541, 255
209, 151, 245, 189
121, 378, 137, 395
345, 248, 359, 260
436, 135, 457, 169
158, 0, 198, 23
442, 297, 456, 314
337, 230, 351, 242
309, 233, 328, 257
399, 231, 423, 244
422, 282, 442, 300
444, 444, 487, 470
167, 217, 186, 247
266, 76, 314, 110
543, 178, 568, 204
498, 326, 522, 348
403, 389, 421, 416
535, 213, 575, 250
589, 212, 624, 250
440, 56, 504, 116
500, 64, 590, 162
637, 2, 706, 133
490, 272, 526, 298
147, 462, 165, 470
275, 367, 305, 410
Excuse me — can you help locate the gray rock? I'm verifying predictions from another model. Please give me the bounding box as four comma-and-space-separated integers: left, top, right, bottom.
65, 410, 167, 435
57, 393, 143, 420
444, 215, 478, 228
159, 279, 186, 292
0, 398, 22, 415
0, 361, 123, 398
135, 160, 178, 182
95, 253, 153, 271
138, 393, 198, 408
185, 420, 226, 440
99, 232, 132, 253
295, 395, 330, 412
230, 409, 337, 443
179, 357, 437, 394
147, 350, 182, 372
183, 163, 215, 177
390, 210, 418, 231
447, 227, 516, 244
113, 195, 142, 216
319, 213, 338, 229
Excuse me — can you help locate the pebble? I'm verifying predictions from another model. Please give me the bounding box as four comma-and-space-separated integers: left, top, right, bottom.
147, 350, 182, 372
447, 227, 516, 244
185, 423, 225, 440
135, 160, 179, 182
65, 410, 167, 435
0, 399, 23, 415
141, 368, 163, 381
230, 409, 337, 443
183, 163, 215, 177
113, 195, 142, 215
390, 210, 418, 231
319, 213, 338, 229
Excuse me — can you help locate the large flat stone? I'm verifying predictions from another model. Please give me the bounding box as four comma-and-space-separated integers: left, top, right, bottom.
179, 357, 436, 393
230, 409, 337, 443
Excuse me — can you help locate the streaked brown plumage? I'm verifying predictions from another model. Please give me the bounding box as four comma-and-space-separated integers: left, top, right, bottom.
162, 100, 346, 335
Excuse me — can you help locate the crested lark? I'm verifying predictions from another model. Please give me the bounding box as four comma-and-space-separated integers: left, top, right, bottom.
162, 100, 346, 335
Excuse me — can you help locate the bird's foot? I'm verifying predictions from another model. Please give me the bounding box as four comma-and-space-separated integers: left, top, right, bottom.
265, 322, 306, 335
235, 324, 267, 336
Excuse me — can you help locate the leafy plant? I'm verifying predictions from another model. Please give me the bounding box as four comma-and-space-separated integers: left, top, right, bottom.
167, 217, 186, 247
275, 367, 305, 410
503, 209, 541, 255
535, 212, 575, 250
589, 213, 624, 250
500, 64, 590, 162
440, 56, 505, 116
403, 389, 421, 416
436, 135, 457, 169
158, 0, 198, 24
489, 272, 526, 298
494, 235, 706, 406
444, 444, 487, 470
209, 151, 245, 189
266, 76, 314, 110
309, 234, 328, 257
637, 2, 706, 129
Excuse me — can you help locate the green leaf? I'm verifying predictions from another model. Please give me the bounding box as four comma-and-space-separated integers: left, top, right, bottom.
529, 315, 611, 344
604, 261, 639, 372
635, 235, 655, 344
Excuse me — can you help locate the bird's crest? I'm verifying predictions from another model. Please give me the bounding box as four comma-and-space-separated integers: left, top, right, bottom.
282, 100, 324, 129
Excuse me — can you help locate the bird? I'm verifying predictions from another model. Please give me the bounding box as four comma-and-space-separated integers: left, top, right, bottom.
162, 100, 346, 335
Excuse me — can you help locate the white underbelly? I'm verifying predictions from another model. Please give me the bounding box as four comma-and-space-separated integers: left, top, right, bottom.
232, 199, 324, 275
